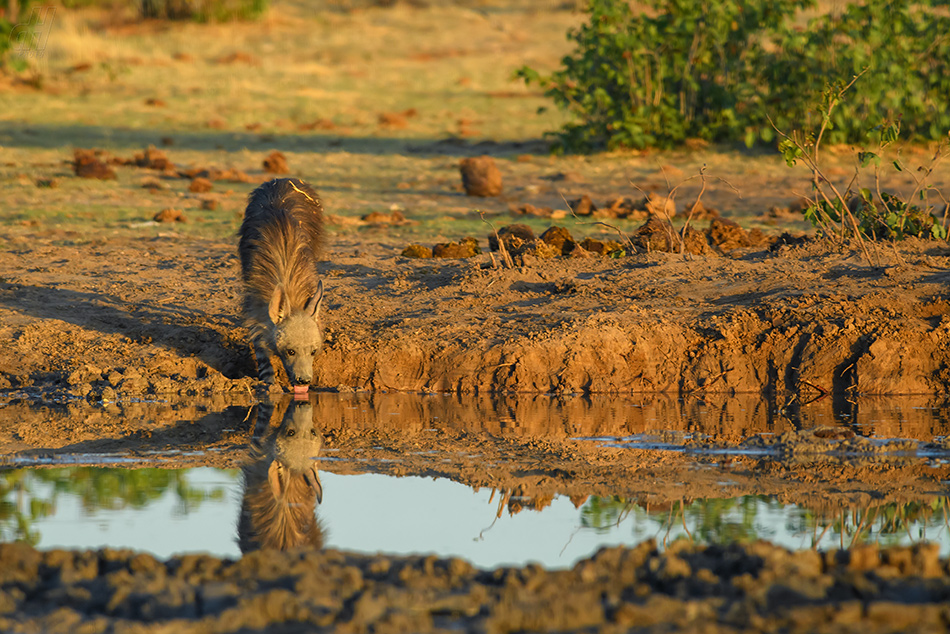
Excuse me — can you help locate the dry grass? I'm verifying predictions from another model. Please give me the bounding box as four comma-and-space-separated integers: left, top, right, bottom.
0, 2, 948, 245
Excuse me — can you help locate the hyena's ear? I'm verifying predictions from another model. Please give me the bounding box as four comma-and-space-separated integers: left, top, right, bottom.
304, 280, 324, 321
305, 464, 323, 504
268, 287, 287, 324
267, 460, 285, 497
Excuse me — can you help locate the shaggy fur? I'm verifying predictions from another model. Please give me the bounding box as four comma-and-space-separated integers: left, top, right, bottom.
238, 178, 325, 386
238, 397, 325, 553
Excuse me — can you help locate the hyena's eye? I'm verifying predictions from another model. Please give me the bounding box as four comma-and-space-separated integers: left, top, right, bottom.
287, 349, 296, 356
310, 350, 317, 357
286, 429, 296, 437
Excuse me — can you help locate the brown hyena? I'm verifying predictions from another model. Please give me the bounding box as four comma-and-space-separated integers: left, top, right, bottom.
238, 396, 325, 553
239, 178, 325, 393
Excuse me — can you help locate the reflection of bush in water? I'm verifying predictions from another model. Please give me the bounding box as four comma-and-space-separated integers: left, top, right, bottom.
581, 495, 950, 549
0, 467, 235, 545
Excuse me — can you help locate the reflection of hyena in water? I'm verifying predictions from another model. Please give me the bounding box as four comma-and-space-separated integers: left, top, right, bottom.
238, 178, 325, 393
238, 396, 325, 553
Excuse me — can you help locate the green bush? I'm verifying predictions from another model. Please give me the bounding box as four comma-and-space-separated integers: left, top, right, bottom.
518, 0, 950, 152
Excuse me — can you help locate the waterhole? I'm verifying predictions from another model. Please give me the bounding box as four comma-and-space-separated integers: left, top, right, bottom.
2, 391, 949, 567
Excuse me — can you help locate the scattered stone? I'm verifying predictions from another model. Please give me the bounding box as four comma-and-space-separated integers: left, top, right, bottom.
568, 194, 595, 216
189, 177, 213, 193
460, 156, 502, 197
361, 210, 409, 225
683, 200, 720, 220
706, 217, 751, 251
73, 149, 116, 180
200, 198, 218, 211
262, 151, 289, 174
509, 238, 560, 260
538, 226, 575, 254
401, 244, 433, 258
513, 203, 566, 219
133, 146, 175, 171
634, 217, 708, 255
179, 167, 253, 183
154, 208, 186, 223
596, 197, 649, 220
488, 223, 534, 252
145, 98, 166, 107
579, 237, 623, 255
639, 193, 676, 218
433, 237, 480, 258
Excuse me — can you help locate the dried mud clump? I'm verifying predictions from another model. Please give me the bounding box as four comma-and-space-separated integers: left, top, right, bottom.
262, 151, 289, 174
684, 200, 720, 220
401, 244, 433, 258
568, 194, 596, 216
35, 178, 57, 188
153, 208, 186, 223
361, 210, 410, 225
488, 223, 534, 252
460, 155, 502, 197
707, 217, 751, 251
433, 237, 480, 258
579, 237, 623, 255
512, 203, 566, 219
200, 198, 218, 211
538, 226, 575, 254
188, 177, 213, 193
706, 218, 773, 252
179, 166, 253, 183
133, 146, 175, 172
72, 149, 116, 180
511, 239, 562, 260
634, 217, 708, 255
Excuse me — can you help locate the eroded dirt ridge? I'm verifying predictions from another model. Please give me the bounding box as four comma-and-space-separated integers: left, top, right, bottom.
1, 237, 950, 396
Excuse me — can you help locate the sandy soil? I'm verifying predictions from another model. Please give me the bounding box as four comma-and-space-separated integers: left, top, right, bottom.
2, 230, 950, 399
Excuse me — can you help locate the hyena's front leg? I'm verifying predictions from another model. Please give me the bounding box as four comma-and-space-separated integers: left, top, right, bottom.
252, 337, 276, 383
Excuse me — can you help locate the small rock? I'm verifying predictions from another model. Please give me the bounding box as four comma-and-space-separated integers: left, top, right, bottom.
488, 224, 534, 252
154, 208, 186, 223
538, 226, 575, 254
433, 237, 480, 258
73, 149, 116, 180
189, 177, 213, 193
459, 155, 502, 197
262, 151, 289, 174
401, 244, 432, 258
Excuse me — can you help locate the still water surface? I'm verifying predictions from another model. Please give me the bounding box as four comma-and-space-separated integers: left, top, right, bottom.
3, 466, 948, 568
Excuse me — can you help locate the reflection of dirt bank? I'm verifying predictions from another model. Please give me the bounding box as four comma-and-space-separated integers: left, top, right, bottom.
2, 539, 949, 634
1, 237, 950, 395
2, 393, 949, 512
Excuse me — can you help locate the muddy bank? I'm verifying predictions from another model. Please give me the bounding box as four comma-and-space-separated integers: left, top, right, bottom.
2, 539, 950, 634
1, 235, 950, 396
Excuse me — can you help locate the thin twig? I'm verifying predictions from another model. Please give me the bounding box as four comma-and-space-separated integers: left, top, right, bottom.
479, 211, 514, 268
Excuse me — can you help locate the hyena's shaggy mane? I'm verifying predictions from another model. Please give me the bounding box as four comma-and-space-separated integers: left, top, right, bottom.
241, 212, 323, 338
238, 458, 325, 552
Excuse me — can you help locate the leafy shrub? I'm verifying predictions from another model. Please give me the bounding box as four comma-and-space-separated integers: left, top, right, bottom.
519, 0, 950, 152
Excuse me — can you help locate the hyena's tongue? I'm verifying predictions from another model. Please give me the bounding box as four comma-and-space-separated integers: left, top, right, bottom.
293, 385, 310, 397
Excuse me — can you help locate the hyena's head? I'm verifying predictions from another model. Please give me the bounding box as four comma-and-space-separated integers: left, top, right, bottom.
267, 281, 324, 388
270, 400, 323, 503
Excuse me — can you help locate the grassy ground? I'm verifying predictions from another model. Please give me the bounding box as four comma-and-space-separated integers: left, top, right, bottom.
1, 1, 947, 246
